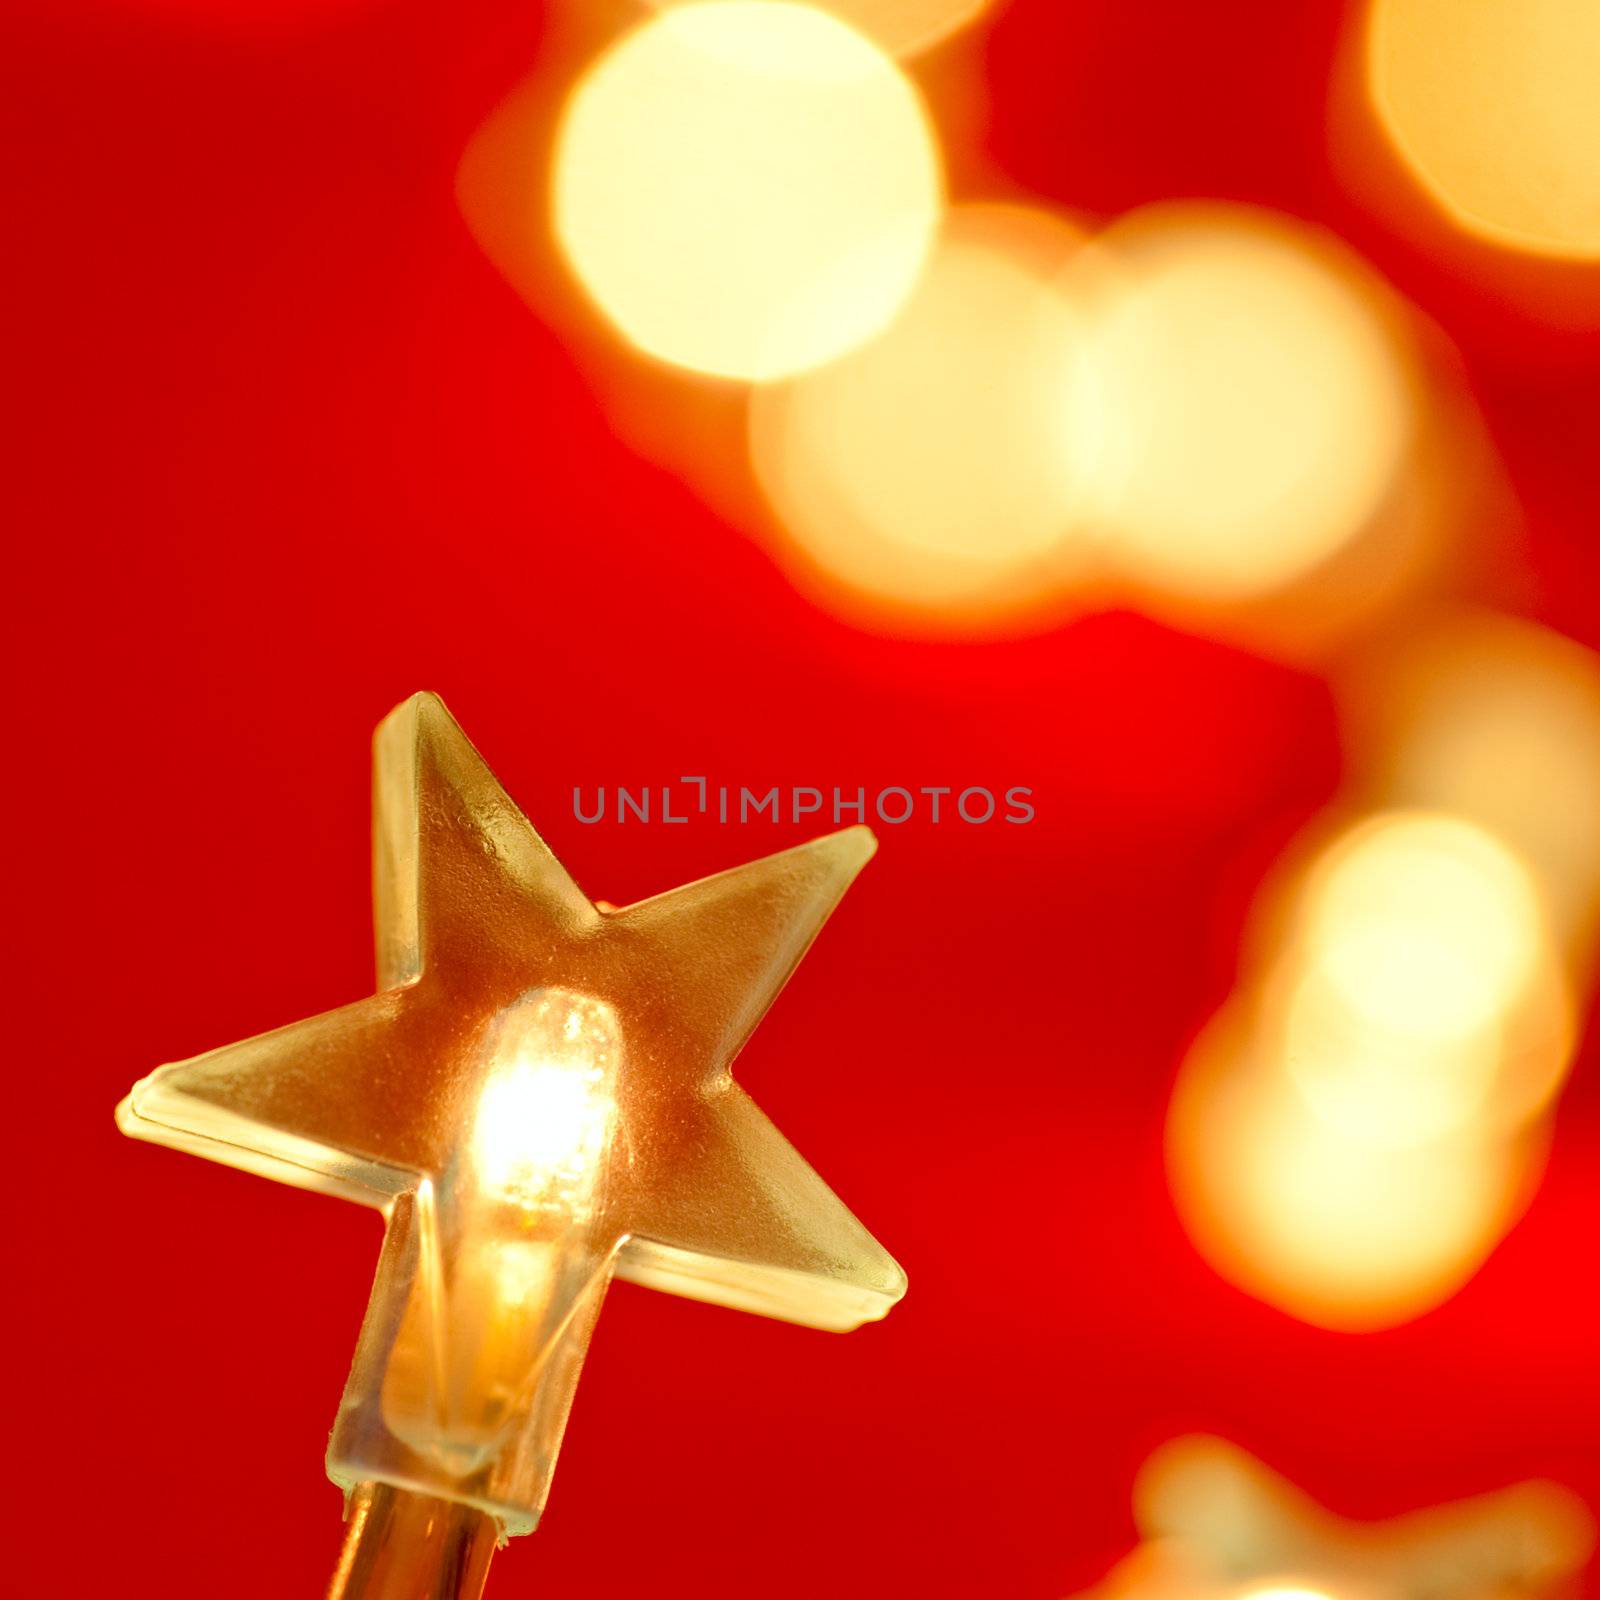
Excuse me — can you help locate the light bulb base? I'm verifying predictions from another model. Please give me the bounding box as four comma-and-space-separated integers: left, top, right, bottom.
328, 1187, 615, 1534
327, 1482, 500, 1600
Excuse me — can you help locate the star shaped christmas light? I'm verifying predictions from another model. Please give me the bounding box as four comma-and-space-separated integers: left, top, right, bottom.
118, 693, 904, 1595
1080, 1436, 1594, 1600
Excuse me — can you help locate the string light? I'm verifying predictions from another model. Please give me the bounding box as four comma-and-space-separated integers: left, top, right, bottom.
119, 694, 905, 1593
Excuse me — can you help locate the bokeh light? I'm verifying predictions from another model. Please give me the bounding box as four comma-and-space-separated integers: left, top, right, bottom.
551, 3, 943, 380
1167, 1006, 1540, 1332
641, 0, 992, 59
1241, 1589, 1333, 1600
1128, 1434, 1597, 1600
1341, 612, 1600, 943
1294, 812, 1549, 1043
748, 203, 1101, 624
1285, 963, 1576, 1152
1278, 967, 1506, 1149
1168, 797, 1577, 1329
1073, 205, 1416, 601
1368, 0, 1600, 258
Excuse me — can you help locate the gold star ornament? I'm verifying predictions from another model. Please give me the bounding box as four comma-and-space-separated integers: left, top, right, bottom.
117, 693, 905, 1554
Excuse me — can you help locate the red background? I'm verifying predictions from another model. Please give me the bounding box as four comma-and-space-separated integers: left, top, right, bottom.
7, 1, 1600, 1596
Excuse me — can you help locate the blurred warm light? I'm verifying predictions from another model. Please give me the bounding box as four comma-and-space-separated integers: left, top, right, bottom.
1240, 1588, 1333, 1600
641, 0, 991, 58
551, 3, 942, 380
1278, 967, 1503, 1149
1342, 612, 1600, 942
472, 990, 619, 1218
473, 1057, 612, 1211
1129, 1434, 1597, 1600
1074, 204, 1415, 600
1075, 1544, 1224, 1600
1277, 956, 1573, 1151
749, 203, 1101, 622
1368, 0, 1600, 258
1167, 1007, 1539, 1331
1295, 812, 1549, 1044
1169, 799, 1579, 1328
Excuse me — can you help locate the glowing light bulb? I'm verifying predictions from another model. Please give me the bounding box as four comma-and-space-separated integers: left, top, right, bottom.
382, 990, 622, 1475
471, 991, 618, 1219
552, 2, 943, 380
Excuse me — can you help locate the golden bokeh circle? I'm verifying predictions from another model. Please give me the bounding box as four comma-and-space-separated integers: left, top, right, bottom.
1369, 0, 1600, 258
1074, 204, 1415, 601
552, 3, 943, 381
749, 203, 1102, 624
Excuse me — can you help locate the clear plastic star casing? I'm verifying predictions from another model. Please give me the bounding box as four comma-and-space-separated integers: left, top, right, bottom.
118, 694, 905, 1533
